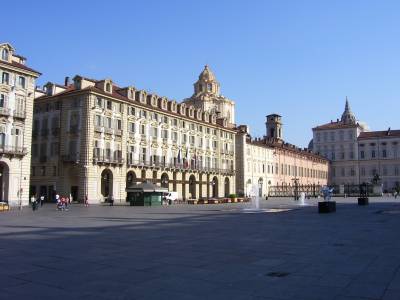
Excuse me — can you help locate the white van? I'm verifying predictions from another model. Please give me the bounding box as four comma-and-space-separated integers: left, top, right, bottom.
165, 192, 178, 204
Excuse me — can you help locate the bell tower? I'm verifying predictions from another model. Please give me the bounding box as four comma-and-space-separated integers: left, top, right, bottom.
266, 114, 283, 140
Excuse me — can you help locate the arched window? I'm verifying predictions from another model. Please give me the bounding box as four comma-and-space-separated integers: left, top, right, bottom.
105, 83, 111, 92
207, 83, 212, 91
1, 49, 8, 61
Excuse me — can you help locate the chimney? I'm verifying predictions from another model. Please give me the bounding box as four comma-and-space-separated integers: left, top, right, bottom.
64, 76, 70, 86
387, 127, 391, 136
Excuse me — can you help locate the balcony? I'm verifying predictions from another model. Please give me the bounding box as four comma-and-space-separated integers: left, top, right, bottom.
105, 128, 113, 135
0, 145, 27, 157
114, 129, 122, 136
124, 158, 235, 175
93, 153, 124, 165
62, 154, 80, 163
0, 107, 10, 117
128, 132, 135, 139
94, 126, 103, 133
13, 110, 26, 119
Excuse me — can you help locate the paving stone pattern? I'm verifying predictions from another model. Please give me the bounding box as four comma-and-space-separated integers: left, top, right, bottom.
0, 197, 400, 300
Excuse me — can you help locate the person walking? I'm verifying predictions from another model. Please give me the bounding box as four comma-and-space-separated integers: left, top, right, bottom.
84, 195, 89, 207
31, 195, 37, 211
40, 195, 45, 207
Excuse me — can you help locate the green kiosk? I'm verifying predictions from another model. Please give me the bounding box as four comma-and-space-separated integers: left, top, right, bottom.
126, 181, 168, 206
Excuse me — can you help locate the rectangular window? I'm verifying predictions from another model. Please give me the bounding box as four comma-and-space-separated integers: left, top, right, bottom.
2, 72, 9, 84
172, 131, 178, 142
150, 127, 158, 138
162, 129, 168, 139
116, 119, 122, 130
140, 124, 145, 135
189, 135, 195, 145
18, 76, 26, 88
129, 122, 135, 132
97, 97, 102, 108
106, 100, 112, 110
129, 106, 135, 116
140, 148, 146, 162
371, 150, 376, 158
95, 115, 102, 127
382, 149, 387, 158
0, 94, 5, 107
360, 150, 365, 159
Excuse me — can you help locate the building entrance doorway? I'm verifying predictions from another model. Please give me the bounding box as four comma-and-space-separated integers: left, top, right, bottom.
0, 163, 9, 202
101, 169, 113, 198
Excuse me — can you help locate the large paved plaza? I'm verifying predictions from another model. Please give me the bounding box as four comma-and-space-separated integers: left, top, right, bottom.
0, 197, 400, 300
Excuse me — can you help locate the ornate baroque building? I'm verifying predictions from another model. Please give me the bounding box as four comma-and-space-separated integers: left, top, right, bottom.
236, 114, 329, 197
312, 99, 400, 192
31, 68, 236, 203
0, 43, 40, 206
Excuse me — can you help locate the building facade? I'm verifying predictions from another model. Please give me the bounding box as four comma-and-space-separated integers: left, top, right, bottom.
0, 43, 40, 206
236, 115, 329, 197
312, 99, 400, 192
357, 130, 400, 192
31, 69, 236, 203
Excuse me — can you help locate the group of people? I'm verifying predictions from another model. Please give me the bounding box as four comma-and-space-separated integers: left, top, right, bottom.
55, 194, 71, 211
30, 193, 77, 211
30, 195, 45, 211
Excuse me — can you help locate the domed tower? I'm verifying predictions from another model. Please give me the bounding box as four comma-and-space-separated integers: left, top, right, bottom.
266, 114, 283, 141
194, 65, 220, 96
183, 65, 235, 125
341, 97, 357, 125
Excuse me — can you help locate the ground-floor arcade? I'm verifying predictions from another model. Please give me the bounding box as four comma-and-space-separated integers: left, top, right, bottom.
0, 156, 31, 207
30, 164, 235, 204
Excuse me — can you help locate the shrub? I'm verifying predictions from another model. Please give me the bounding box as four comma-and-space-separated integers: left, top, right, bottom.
228, 194, 237, 199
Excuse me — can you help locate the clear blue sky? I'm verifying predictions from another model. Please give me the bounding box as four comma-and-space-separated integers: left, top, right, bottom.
3, 0, 400, 147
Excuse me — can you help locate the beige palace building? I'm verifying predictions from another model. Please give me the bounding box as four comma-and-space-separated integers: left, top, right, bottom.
31, 67, 236, 203
0, 43, 40, 206
236, 114, 328, 197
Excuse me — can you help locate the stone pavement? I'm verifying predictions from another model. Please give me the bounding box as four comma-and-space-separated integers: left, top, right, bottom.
0, 197, 400, 300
